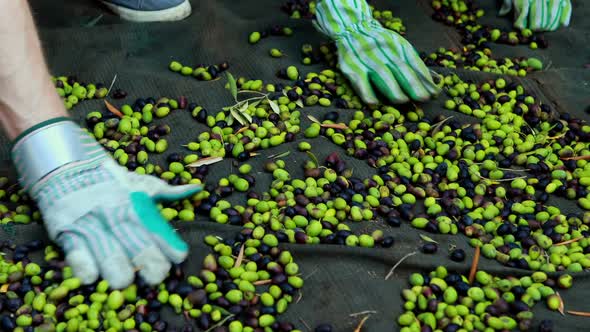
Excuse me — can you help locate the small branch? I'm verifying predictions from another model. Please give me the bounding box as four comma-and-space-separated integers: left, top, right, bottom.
106, 74, 118, 95
321, 123, 349, 130
385, 251, 418, 280
298, 318, 312, 332
253, 279, 272, 286
353, 315, 370, 332
204, 314, 235, 332
468, 246, 480, 284
238, 90, 268, 96
431, 116, 454, 135
567, 310, 590, 317
561, 155, 590, 161
349, 310, 377, 317
555, 237, 583, 246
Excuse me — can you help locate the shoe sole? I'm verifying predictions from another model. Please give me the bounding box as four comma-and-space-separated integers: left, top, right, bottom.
101, 0, 192, 22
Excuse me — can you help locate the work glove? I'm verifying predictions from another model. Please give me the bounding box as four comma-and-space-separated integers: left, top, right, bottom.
11, 118, 201, 289
499, 0, 572, 31
314, 0, 440, 105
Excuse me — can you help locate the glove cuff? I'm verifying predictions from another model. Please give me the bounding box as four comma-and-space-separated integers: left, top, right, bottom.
11, 118, 108, 191
315, 0, 381, 39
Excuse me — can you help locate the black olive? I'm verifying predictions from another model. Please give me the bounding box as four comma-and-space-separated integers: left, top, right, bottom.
421, 243, 438, 254
381, 236, 395, 248
314, 324, 333, 332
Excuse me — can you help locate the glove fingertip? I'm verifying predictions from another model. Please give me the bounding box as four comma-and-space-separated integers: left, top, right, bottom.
66, 250, 99, 285
100, 254, 135, 289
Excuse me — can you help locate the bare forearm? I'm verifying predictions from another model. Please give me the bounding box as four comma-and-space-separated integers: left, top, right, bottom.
0, 1, 67, 140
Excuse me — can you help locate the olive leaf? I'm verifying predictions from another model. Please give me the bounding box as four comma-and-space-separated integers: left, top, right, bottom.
230, 108, 246, 126
268, 99, 281, 114
270, 151, 291, 159
234, 244, 245, 268
419, 234, 438, 244
249, 99, 262, 109
241, 111, 252, 123
295, 99, 304, 108
186, 156, 223, 168
104, 100, 123, 118
307, 115, 321, 124
227, 72, 238, 102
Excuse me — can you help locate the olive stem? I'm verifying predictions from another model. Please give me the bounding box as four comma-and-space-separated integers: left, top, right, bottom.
353, 315, 371, 332
566, 310, 590, 317
204, 314, 235, 332
384, 251, 418, 280
237, 90, 268, 96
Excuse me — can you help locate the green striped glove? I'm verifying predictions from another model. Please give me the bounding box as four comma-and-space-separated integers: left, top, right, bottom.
499, 0, 572, 31
12, 118, 201, 289
314, 0, 440, 105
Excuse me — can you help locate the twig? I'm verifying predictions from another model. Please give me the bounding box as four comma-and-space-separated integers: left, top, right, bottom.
349, 310, 377, 317
106, 74, 118, 95
237, 90, 268, 96
321, 123, 349, 130
304, 267, 319, 280
205, 314, 235, 332
253, 279, 272, 286
385, 251, 418, 280
555, 237, 583, 246
561, 155, 590, 161
296, 291, 303, 304
353, 315, 370, 332
557, 291, 565, 316
567, 310, 590, 317
468, 246, 481, 284
298, 318, 312, 332
431, 116, 454, 135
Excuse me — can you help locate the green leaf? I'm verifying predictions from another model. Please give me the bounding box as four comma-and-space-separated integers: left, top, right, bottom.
306, 151, 319, 167
268, 99, 281, 114
230, 109, 245, 126
307, 115, 320, 124
250, 99, 262, 109
270, 151, 291, 159
241, 110, 252, 123
238, 101, 249, 114
295, 100, 304, 108
227, 72, 238, 101
420, 234, 438, 244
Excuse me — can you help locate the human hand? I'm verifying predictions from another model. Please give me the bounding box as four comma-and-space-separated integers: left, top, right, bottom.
314, 0, 440, 104
12, 119, 201, 288
499, 0, 572, 31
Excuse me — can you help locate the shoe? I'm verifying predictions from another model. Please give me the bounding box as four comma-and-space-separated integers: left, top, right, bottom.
101, 0, 192, 22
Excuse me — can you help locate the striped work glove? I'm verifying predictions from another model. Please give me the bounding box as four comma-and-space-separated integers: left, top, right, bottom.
314, 0, 440, 105
499, 0, 572, 31
12, 118, 201, 289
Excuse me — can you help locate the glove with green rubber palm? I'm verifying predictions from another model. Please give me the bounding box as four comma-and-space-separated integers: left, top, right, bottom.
499, 0, 572, 31
12, 118, 201, 289
314, 0, 440, 105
